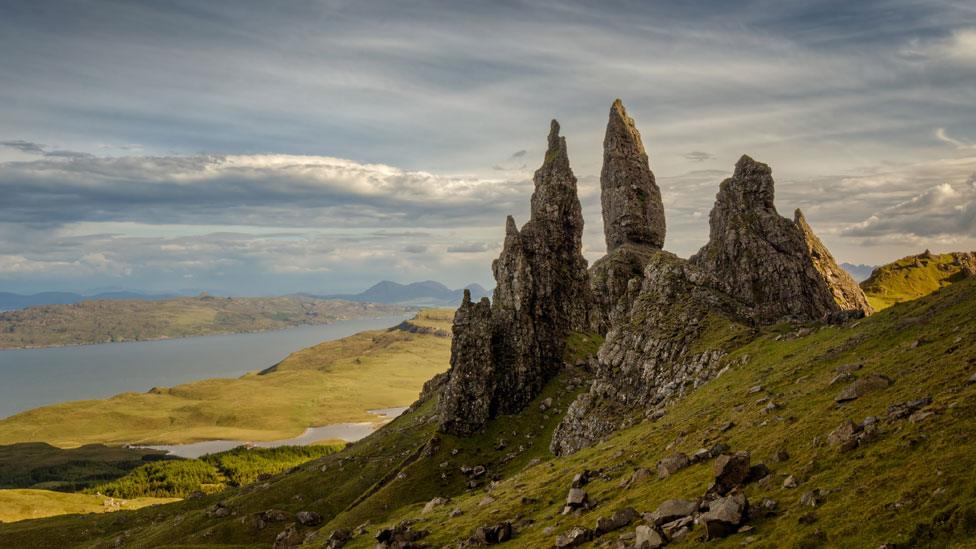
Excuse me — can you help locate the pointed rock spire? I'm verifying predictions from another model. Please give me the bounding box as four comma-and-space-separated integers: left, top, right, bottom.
601, 99, 666, 251
794, 209, 874, 316
438, 119, 591, 435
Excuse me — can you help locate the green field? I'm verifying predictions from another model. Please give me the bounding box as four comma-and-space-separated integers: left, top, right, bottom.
0, 489, 177, 524
0, 295, 411, 349
0, 310, 453, 447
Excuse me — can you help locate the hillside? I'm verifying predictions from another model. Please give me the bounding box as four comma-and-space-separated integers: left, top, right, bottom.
0, 310, 453, 447
0, 295, 411, 349
0, 489, 177, 524
861, 251, 976, 310
1, 275, 973, 547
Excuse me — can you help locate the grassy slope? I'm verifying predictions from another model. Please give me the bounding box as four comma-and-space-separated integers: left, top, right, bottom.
0, 311, 453, 447
0, 295, 410, 349
4, 282, 976, 547
860, 252, 972, 310
0, 489, 177, 524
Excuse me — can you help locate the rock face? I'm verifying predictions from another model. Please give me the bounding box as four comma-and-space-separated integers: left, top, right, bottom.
690, 155, 841, 323
590, 100, 665, 332
794, 209, 874, 316
601, 99, 665, 252
438, 120, 591, 436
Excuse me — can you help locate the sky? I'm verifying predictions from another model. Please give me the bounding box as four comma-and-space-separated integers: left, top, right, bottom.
1, 0, 974, 295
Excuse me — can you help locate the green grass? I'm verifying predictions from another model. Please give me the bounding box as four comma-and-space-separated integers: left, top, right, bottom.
0, 295, 411, 349
861, 251, 972, 310
0, 489, 177, 524
0, 311, 453, 447
4, 282, 976, 547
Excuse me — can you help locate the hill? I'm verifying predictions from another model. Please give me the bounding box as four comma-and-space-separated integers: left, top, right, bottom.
323, 281, 491, 306
0, 489, 176, 524
839, 262, 876, 282
0, 443, 170, 491
860, 250, 976, 310
0, 295, 411, 349
0, 310, 453, 447
0, 291, 179, 311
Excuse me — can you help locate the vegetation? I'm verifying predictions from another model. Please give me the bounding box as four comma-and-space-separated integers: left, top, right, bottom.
0, 443, 170, 491
3, 277, 975, 547
0, 310, 453, 447
860, 251, 973, 310
0, 295, 411, 349
0, 489, 176, 524
89, 445, 343, 499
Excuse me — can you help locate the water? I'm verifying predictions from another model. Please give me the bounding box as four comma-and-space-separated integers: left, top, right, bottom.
142, 407, 408, 458
0, 315, 412, 419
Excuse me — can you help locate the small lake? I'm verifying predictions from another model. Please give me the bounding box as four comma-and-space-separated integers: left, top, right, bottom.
0, 315, 412, 419
141, 407, 408, 458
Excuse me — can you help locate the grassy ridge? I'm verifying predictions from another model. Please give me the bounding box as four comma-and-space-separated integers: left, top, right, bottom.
0, 310, 453, 447
860, 251, 973, 310
0, 295, 411, 349
0, 489, 177, 524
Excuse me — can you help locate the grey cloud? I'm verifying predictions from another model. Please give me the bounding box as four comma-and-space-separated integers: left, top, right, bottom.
510, 150, 527, 159
682, 151, 715, 162
403, 244, 428, 254
1, 140, 45, 154
842, 175, 976, 238
446, 242, 490, 253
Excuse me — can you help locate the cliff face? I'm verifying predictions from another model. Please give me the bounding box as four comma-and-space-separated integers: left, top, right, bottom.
438, 121, 591, 435
689, 155, 841, 324
590, 100, 666, 333
794, 209, 874, 316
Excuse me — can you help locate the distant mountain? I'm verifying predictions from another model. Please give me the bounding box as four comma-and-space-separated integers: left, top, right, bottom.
840, 262, 877, 282
323, 280, 491, 306
0, 291, 177, 311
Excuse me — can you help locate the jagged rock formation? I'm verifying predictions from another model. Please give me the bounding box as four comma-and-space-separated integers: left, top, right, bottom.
552, 253, 751, 455
601, 99, 665, 252
689, 155, 841, 324
554, 154, 872, 455
794, 209, 874, 316
438, 121, 591, 435
590, 100, 665, 332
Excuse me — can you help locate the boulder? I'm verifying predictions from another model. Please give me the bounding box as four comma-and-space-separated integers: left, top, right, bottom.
554, 526, 592, 547
619, 467, 653, 489
827, 419, 860, 452
657, 452, 691, 479
594, 507, 637, 535
836, 374, 892, 403
649, 499, 698, 526
273, 524, 304, 549
470, 522, 512, 545
713, 451, 751, 493
700, 492, 749, 539
634, 525, 665, 549
422, 497, 450, 514
296, 511, 322, 526
324, 528, 350, 549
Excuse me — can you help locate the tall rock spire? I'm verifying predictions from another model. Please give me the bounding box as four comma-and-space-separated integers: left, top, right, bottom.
589, 100, 665, 332
794, 209, 874, 316
438, 120, 591, 435
601, 99, 666, 251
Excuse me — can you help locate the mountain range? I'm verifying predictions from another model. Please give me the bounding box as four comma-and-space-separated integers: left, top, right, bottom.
319, 280, 491, 306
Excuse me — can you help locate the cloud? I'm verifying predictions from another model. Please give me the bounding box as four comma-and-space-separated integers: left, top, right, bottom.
403, 244, 428, 254
1, 140, 45, 154
510, 150, 526, 159
935, 128, 972, 149
682, 151, 714, 162
0, 153, 533, 228
842, 176, 976, 239
446, 242, 490, 253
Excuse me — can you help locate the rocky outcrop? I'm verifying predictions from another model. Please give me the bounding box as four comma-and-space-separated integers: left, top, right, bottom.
601, 99, 665, 252
437, 292, 493, 436
438, 121, 591, 435
551, 252, 751, 455
590, 100, 665, 332
794, 209, 874, 316
690, 155, 841, 324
